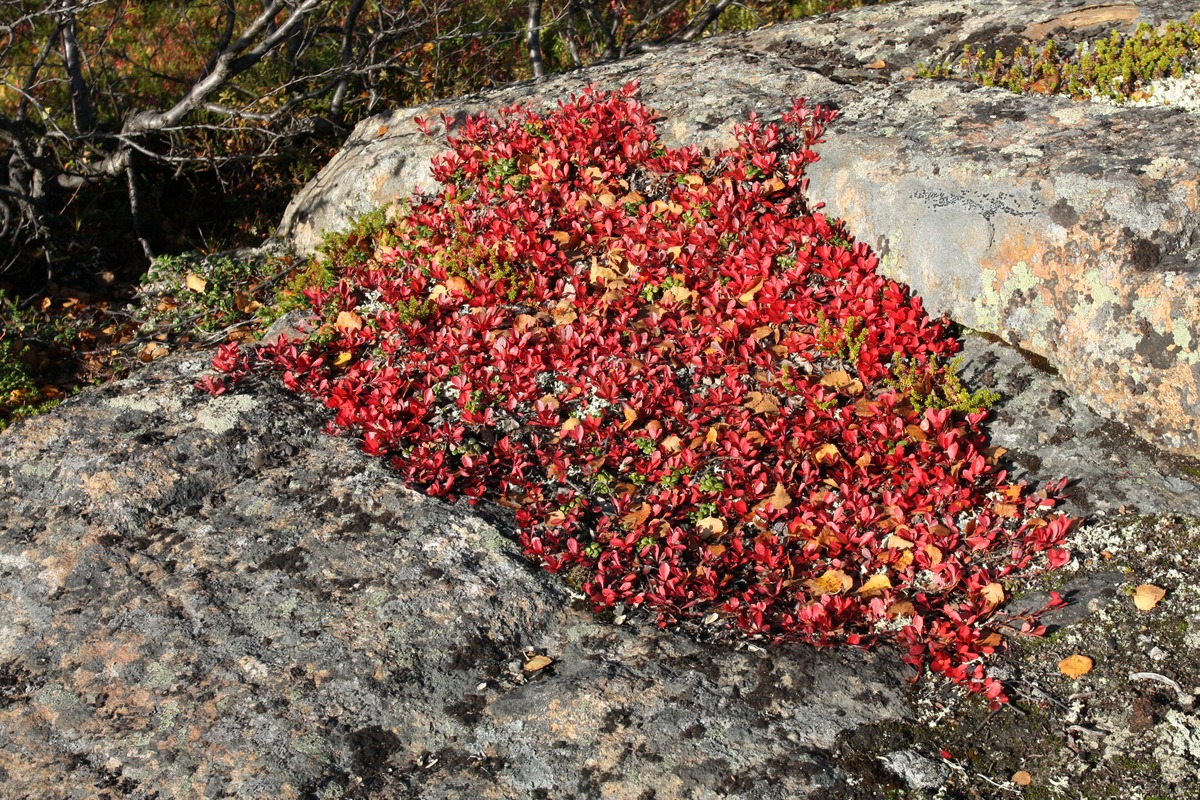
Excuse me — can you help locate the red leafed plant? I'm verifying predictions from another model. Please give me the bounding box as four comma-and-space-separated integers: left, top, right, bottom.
202, 82, 1073, 704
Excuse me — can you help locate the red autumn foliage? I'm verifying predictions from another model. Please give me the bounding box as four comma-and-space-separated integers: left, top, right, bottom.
203, 83, 1073, 703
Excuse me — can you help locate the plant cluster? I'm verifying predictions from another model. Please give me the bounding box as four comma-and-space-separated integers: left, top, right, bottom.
918, 13, 1200, 101
200, 84, 1073, 703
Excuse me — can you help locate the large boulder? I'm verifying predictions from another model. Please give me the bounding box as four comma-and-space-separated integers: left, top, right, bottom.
1, 332, 1198, 799
279, 0, 1200, 456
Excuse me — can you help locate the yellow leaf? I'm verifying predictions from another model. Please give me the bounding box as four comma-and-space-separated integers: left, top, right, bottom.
806, 569, 852, 597
705, 426, 720, 445
332, 351, 352, 367
894, 550, 914, 570
185, 273, 207, 293
335, 311, 363, 331
857, 573, 892, 597
1133, 584, 1166, 611
1058, 654, 1093, 679
523, 654, 554, 672
619, 405, 638, 431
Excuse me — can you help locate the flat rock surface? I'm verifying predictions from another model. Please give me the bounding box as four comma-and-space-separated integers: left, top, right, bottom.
0, 354, 909, 800
1, 331, 1196, 798
278, 0, 1200, 456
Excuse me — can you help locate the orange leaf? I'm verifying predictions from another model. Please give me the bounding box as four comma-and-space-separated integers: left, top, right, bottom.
806, 569, 852, 597
332, 351, 353, 367
335, 311, 363, 331
761, 176, 787, 195
1133, 584, 1166, 611
980, 582, 1005, 609
696, 517, 727, 537
1058, 654, 1093, 679
865, 59, 886, 69
977, 630, 1004, 648
924, 544, 943, 566
621, 503, 652, 530
887, 600, 915, 617
661, 434, 683, 453
523, 654, 554, 672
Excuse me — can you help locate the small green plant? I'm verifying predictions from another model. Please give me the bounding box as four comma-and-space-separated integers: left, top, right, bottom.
816, 312, 868, 362
887, 355, 1001, 413
918, 13, 1200, 101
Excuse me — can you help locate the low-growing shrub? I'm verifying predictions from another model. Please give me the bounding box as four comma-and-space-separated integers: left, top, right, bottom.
202, 83, 1073, 703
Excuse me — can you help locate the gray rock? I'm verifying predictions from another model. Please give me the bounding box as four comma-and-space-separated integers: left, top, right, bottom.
0, 354, 911, 799
880, 748, 949, 790
278, 0, 1200, 456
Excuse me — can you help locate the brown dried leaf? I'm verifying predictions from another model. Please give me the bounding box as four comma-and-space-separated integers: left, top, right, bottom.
980, 582, 1005, 609
744, 391, 781, 415
813, 443, 841, 465
621, 503, 652, 530
661, 434, 683, 453
185, 273, 207, 293
766, 482, 792, 510
994, 503, 1020, 519
696, 517, 727, 537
